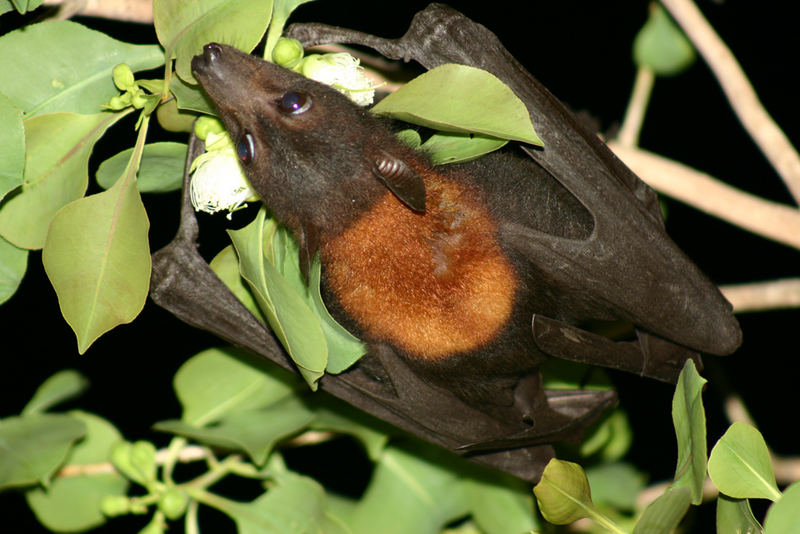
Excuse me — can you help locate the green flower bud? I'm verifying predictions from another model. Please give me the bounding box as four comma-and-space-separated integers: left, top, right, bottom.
158, 487, 188, 520
130, 440, 157, 484
113, 63, 135, 91
272, 38, 304, 68
101, 495, 131, 517
300, 54, 324, 78
129, 500, 149, 515
106, 95, 129, 110
111, 441, 144, 484
194, 116, 225, 141
131, 90, 149, 109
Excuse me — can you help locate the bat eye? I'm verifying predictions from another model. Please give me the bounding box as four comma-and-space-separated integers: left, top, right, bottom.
237, 132, 255, 163
278, 92, 312, 115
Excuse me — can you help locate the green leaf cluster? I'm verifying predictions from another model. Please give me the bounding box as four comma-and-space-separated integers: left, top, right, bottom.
211, 208, 367, 389
373, 63, 543, 164
4, 349, 543, 534
0, 370, 128, 533
534, 360, 800, 533
0, 0, 320, 352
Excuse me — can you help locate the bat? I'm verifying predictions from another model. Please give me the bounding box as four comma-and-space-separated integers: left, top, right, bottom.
151, 5, 741, 482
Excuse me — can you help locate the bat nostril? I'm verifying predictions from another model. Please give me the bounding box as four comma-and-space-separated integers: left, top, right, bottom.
203, 43, 223, 62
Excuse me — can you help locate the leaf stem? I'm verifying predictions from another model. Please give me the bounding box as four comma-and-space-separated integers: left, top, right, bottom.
586, 508, 629, 534
161, 436, 188, 485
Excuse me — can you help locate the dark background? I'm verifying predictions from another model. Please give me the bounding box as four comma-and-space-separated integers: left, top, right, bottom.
1, 1, 797, 531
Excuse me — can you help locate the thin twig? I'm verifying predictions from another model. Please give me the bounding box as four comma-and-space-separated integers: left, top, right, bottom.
719, 278, 800, 313
608, 143, 800, 251
42, 0, 153, 23
661, 0, 800, 206
617, 67, 655, 148
56, 445, 208, 478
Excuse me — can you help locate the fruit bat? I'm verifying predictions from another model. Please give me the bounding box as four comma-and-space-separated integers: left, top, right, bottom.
151, 4, 741, 482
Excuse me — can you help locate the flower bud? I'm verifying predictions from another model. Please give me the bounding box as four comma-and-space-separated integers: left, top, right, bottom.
158, 487, 188, 520
101, 495, 131, 517
106, 94, 130, 110
194, 116, 225, 141
131, 89, 148, 109
112, 63, 135, 91
130, 441, 157, 484
272, 38, 304, 68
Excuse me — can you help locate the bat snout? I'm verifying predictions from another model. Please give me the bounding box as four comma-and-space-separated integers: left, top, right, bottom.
191, 43, 226, 79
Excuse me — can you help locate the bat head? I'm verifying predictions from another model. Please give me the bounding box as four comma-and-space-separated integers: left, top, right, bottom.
191, 43, 427, 273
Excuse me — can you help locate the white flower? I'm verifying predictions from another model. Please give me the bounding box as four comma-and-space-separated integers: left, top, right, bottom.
302, 53, 376, 106
190, 131, 257, 217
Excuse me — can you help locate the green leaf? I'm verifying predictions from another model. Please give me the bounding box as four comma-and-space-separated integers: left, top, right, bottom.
764, 481, 800, 534
716, 495, 763, 534
155, 97, 198, 133
345, 446, 469, 534
633, 4, 696, 77
421, 131, 508, 165
0, 235, 27, 305
42, 152, 151, 353
154, 0, 273, 84
671, 359, 707, 505
155, 397, 314, 465
173, 346, 297, 426
206, 471, 348, 534
229, 209, 327, 389
579, 408, 633, 461
307, 255, 366, 373
534, 459, 596, 525
633, 486, 691, 534
25, 411, 128, 533
371, 64, 543, 146
170, 75, 215, 114
586, 462, 647, 512
266, 223, 366, 373
5, 0, 43, 14
464, 475, 540, 534
0, 413, 86, 490
96, 142, 187, 193
708, 422, 781, 501
0, 92, 24, 202
0, 111, 126, 250
22, 370, 89, 415
309, 402, 389, 462
209, 245, 267, 323
0, 21, 164, 116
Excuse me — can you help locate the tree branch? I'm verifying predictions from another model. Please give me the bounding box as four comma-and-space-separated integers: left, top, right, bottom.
42, 0, 153, 23
720, 279, 800, 313
608, 143, 800, 251
661, 0, 800, 206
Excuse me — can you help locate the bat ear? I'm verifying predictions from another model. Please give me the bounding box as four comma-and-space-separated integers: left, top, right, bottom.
372, 151, 426, 212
